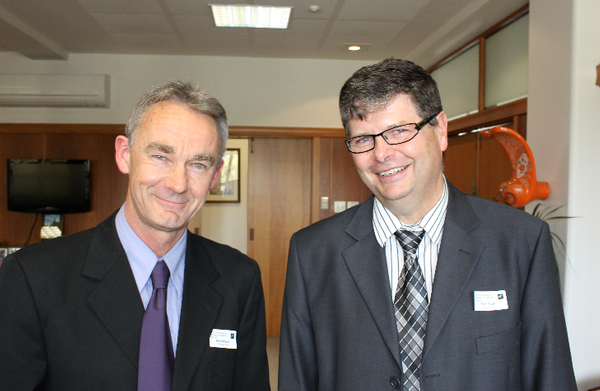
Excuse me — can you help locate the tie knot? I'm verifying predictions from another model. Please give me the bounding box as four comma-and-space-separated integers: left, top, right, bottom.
395, 228, 424, 257
151, 261, 170, 289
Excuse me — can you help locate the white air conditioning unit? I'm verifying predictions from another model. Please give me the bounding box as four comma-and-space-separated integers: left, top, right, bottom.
0, 73, 110, 107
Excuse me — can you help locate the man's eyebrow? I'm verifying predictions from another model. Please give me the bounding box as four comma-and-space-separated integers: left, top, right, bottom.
144, 142, 174, 155
194, 153, 216, 165
143, 143, 216, 166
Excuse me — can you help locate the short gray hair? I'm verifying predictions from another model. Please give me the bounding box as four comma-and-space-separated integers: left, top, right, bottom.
125, 80, 229, 161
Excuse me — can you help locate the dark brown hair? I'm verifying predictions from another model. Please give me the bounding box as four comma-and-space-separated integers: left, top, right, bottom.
339, 58, 442, 136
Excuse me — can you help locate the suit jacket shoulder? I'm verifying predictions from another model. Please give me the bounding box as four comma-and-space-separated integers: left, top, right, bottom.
422, 182, 576, 391
1, 211, 128, 307
449, 182, 545, 228
176, 232, 270, 391
444, 182, 550, 263
189, 233, 261, 275
292, 196, 374, 248
0, 211, 144, 391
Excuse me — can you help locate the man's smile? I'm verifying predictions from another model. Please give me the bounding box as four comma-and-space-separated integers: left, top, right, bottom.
378, 165, 408, 177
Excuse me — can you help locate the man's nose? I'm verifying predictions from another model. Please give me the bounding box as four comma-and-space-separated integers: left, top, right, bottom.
165, 164, 188, 193
372, 134, 395, 161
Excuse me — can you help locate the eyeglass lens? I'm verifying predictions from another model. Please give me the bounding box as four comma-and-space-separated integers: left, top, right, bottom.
347, 124, 418, 153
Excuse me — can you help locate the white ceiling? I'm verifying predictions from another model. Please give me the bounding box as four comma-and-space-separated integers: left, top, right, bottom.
0, 0, 528, 68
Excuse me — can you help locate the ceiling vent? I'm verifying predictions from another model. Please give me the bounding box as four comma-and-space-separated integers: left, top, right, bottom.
0, 73, 110, 107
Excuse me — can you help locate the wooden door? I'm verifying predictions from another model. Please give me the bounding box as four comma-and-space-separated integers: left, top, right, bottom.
248, 138, 312, 337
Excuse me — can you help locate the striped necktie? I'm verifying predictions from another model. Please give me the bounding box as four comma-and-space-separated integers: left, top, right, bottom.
394, 229, 427, 391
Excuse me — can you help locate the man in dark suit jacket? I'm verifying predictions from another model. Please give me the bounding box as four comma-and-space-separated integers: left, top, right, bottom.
0, 81, 270, 391
278, 59, 576, 390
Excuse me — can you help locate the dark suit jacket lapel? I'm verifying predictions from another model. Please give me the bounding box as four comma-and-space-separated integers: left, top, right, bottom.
172, 234, 223, 391
83, 213, 145, 369
342, 197, 402, 366
423, 184, 484, 359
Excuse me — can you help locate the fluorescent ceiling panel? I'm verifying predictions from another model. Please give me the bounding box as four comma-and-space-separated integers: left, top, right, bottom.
211, 5, 292, 29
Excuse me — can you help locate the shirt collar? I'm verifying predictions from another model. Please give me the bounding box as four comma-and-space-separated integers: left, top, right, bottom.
373, 178, 449, 247
115, 204, 186, 296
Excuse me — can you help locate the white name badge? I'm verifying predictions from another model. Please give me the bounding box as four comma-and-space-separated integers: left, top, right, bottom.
209, 329, 237, 349
474, 290, 509, 311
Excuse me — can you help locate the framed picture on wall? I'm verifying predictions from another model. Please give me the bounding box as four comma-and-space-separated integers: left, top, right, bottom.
207, 148, 240, 203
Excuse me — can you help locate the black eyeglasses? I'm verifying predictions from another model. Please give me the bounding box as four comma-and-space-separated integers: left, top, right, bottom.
345, 112, 440, 154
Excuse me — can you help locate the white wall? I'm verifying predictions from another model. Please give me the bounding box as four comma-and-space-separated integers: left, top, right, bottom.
566, 0, 600, 387
528, 0, 573, 287
528, 0, 600, 388
199, 138, 249, 253
0, 52, 371, 128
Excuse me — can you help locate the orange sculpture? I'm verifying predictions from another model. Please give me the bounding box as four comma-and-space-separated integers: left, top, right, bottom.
480, 126, 549, 208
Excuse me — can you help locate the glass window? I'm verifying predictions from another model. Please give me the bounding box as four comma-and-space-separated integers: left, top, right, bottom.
431, 43, 479, 120
485, 14, 529, 107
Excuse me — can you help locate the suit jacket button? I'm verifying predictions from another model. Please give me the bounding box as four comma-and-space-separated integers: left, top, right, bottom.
390, 377, 401, 388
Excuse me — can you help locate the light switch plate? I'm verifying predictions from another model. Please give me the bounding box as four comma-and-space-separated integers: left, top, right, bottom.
334, 201, 347, 213
320, 196, 329, 210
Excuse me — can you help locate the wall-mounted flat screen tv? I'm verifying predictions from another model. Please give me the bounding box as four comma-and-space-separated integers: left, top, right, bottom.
7, 159, 91, 214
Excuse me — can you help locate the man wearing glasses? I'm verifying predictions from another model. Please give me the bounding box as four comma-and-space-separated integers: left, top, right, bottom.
278, 58, 576, 390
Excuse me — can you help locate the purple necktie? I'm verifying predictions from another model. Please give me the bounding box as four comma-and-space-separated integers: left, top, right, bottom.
138, 261, 174, 391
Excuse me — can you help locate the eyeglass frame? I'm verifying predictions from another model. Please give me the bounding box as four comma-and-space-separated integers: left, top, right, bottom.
345, 112, 440, 154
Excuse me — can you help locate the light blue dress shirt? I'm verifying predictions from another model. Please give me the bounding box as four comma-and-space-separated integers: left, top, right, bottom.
115, 205, 186, 356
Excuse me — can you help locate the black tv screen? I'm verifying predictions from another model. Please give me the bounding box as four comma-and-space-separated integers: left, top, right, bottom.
7, 159, 91, 214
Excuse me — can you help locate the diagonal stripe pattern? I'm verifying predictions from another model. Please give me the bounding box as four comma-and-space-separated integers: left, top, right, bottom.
394, 229, 427, 391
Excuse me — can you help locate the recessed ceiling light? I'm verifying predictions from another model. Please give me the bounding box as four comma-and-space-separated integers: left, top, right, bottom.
348, 45, 361, 51
210, 4, 293, 29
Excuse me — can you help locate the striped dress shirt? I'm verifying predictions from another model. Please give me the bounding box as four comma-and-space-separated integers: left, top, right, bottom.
373, 179, 449, 301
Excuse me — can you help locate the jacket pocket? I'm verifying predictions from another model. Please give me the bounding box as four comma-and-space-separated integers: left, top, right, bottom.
208, 350, 236, 379
476, 322, 521, 355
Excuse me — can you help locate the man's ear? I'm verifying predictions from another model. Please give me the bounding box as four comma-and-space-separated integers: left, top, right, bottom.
115, 135, 131, 174
209, 160, 225, 190
436, 111, 449, 152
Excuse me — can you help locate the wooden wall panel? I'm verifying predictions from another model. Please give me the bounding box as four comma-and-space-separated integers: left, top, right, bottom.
444, 133, 479, 196
478, 136, 512, 202
45, 133, 128, 235
329, 138, 372, 210
0, 133, 46, 247
311, 137, 332, 223
312, 136, 371, 221
0, 131, 127, 247
445, 131, 512, 203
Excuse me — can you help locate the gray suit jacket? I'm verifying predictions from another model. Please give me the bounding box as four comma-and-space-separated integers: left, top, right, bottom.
278, 183, 576, 390
0, 211, 270, 391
